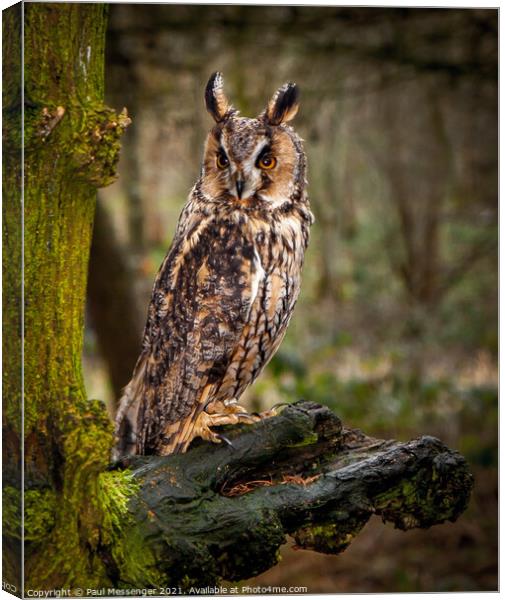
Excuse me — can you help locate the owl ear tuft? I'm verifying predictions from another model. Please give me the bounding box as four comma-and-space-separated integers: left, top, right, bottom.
205, 72, 234, 123
264, 82, 299, 125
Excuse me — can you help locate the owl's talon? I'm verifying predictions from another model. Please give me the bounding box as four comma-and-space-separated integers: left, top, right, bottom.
272, 402, 291, 411
255, 404, 284, 419
234, 412, 260, 423
215, 433, 235, 449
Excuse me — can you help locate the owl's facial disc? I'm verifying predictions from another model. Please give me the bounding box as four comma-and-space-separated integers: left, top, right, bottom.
217, 135, 270, 201
201, 116, 298, 207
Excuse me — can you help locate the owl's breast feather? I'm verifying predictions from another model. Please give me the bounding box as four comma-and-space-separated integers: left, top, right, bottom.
250, 245, 266, 308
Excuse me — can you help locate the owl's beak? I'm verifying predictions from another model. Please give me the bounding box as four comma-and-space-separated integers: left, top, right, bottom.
235, 177, 245, 199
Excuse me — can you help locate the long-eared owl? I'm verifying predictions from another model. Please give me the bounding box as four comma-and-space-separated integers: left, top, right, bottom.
115, 72, 313, 457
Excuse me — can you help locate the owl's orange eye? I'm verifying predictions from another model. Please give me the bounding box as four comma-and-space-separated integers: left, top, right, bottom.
257, 155, 277, 170
216, 152, 229, 169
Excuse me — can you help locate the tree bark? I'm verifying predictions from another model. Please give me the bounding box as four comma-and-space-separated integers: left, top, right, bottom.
3, 3, 130, 592
3, 4, 23, 590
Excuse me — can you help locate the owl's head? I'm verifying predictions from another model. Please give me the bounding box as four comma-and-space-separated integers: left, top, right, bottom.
199, 72, 306, 208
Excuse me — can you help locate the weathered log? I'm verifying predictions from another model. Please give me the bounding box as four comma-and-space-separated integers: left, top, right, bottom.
109, 401, 473, 589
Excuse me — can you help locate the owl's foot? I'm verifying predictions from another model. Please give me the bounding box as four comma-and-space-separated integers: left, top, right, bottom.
206, 398, 261, 424
218, 398, 287, 421
185, 401, 284, 452
193, 409, 245, 446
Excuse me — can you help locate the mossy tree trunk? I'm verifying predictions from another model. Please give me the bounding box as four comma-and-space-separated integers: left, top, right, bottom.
3, 3, 23, 590
3, 3, 130, 592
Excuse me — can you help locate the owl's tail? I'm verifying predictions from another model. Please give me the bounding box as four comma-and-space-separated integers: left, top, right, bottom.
112, 357, 148, 460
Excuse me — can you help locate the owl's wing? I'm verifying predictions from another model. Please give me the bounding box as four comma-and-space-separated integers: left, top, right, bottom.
116, 215, 261, 456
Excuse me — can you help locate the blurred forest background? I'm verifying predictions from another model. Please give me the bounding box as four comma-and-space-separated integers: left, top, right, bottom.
83, 5, 497, 593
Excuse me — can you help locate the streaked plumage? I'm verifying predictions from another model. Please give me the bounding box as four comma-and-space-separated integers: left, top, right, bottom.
115, 73, 313, 456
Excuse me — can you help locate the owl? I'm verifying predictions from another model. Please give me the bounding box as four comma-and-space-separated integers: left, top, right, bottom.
114, 72, 313, 457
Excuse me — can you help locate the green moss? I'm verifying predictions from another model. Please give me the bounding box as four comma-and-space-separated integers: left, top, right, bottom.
372, 461, 473, 531
22, 95, 130, 437
24, 5, 107, 104
71, 105, 131, 187
294, 520, 367, 555
4, 486, 59, 543
26, 403, 115, 589
286, 431, 319, 448
94, 469, 166, 588
115, 521, 162, 588
25, 489, 58, 542
2, 487, 21, 538
97, 470, 140, 545
374, 482, 415, 512
3, 8, 23, 437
